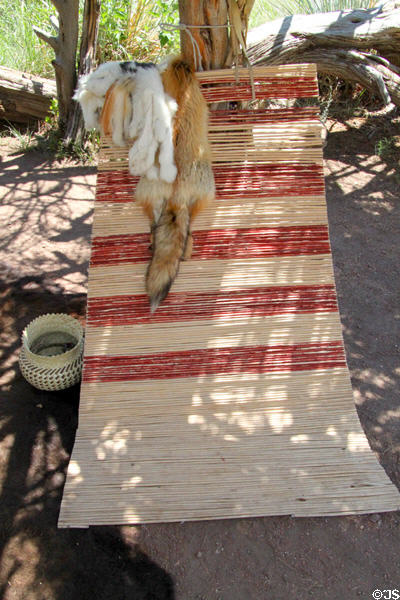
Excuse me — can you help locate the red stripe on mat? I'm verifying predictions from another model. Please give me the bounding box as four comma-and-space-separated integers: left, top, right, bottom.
199, 78, 319, 102
83, 342, 346, 383
209, 107, 320, 125
213, 165, 324, 199
95, 165, 325, 203
87, 285, 338, 327
96, 171, 139, 203
90, 225, 330, 267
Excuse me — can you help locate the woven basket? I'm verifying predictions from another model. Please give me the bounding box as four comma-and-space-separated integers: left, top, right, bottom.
19, 313, 84, 391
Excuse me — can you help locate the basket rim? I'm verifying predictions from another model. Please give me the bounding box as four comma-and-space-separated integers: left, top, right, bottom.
21, 313, 84, 362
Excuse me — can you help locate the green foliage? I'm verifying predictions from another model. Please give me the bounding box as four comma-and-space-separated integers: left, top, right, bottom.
0, 0, 179, 77
0, 0, 57, 77
97, 0, 132, 61
375, 136, 398, 161
95, 0, 179, 63
45, 98, 59, 126
152, 1, 180, 49
0, 122, 37, 152
125, 0, 180, 62
15, 123, 100, 163
317, 75, 380, 120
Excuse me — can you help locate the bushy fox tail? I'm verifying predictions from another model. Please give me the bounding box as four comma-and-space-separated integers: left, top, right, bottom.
146, 202, 190, 312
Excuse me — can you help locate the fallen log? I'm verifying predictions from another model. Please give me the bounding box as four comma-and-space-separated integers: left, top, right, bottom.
247, 0, 400, 107
0, 66, 56, 124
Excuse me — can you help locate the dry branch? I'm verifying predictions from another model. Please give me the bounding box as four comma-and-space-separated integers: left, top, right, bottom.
247, 0, 400, 107
0, 67, 56, 123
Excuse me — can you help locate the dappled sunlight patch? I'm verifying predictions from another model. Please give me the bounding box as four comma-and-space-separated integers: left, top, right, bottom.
0, 432, 15, 493
211, 372, 260, 383
377, 408, 400, 425
68, 460, 82, 479
290, 434, 309, 444
326, 425, 338, 437
290, 467, 309, 478
216, 410, 267, 435
353, 369, 396, 396
356, 197, 394, 216
121, 475, 143, 491
95, 422, 131, 462
191, 393, 203, 406
0, 159, 95, 294
188, 413, 220, 435
347, 432, 370, 453
224, 434, 240, 442
123, 506, 142, 522
268, 409, 293, 433
353, 389, 363, 406
0, 335, 20, 386
188, 414, 206, 427
208, 387, 256, 405
0, 534, 52, 600
189, 407, 294, 436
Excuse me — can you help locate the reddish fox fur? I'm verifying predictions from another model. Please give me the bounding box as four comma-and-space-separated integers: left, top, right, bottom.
100, 57, 215, 312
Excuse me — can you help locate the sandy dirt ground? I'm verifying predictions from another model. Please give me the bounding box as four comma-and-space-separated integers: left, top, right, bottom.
0, 114, 399, 600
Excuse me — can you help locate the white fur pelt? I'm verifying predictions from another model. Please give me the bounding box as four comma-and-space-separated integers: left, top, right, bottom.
74, 61, 123, 129
74, 61, 177, 183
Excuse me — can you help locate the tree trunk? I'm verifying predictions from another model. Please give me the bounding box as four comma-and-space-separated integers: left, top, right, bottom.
178, 0, 230, 70
178, 0, 256, 71
0, 67, 56, 123
64, 0, 101, 143
34, 0, 100, 143
246, 1, 400, 107
34, 0, 79, 133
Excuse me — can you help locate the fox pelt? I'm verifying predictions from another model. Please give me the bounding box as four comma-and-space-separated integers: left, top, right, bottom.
135, 57, 215, 312
76, 57, 215, 312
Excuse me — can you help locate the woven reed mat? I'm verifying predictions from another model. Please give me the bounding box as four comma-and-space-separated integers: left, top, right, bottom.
59, 64, 399, 527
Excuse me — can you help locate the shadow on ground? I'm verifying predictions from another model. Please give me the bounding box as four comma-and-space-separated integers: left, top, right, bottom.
0, 149, 95, 294
323, 116, 400, 485
0, 146, 175, 598
0, 282, 174, 599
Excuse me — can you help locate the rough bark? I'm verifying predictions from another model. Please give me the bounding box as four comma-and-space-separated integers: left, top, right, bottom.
247, 1, 400, 107
178, 0, 255, 71
178, 0, 230, 70
34, 0, 79, 133
34, 0, 100, 142
0, 67, 56, 123
64, 0, 101, 143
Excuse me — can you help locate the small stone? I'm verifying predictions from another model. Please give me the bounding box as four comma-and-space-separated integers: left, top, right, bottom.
370, 514, 380, 522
